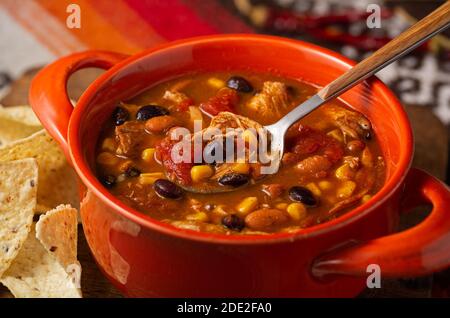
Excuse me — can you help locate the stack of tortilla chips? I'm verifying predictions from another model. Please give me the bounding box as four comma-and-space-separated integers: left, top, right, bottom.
0, 105, 81, 298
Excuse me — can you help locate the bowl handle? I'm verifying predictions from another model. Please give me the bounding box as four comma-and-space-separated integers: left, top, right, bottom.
29, 50, 128, 161
312, 168, 450, 278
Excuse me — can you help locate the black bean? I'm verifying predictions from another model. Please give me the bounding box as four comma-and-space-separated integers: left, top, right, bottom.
112, 107, 129, 126
222, 215, 245, 231
136, 105, 169, 121
100, 175, 116, 188
154, 179, 183, 199
226, 76, 253, 93
125, 167, 141, 178
288, 186, 317, 206
364, 130, 372, 140
218, 173, 249, 187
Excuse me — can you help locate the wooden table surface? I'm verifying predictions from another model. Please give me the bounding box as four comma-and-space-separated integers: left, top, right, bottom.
0, 68, 448, 298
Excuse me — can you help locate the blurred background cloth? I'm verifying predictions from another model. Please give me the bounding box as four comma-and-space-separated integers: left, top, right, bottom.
0, 0, 449, 298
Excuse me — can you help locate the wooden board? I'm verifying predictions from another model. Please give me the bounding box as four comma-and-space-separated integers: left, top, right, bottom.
0, 68, 447, 298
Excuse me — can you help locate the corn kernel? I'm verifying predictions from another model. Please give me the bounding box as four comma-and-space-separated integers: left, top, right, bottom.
362, 194, 372, 203
139, 172, 165, 185
96, 152, 119, 165
190, 165, 214, 183
327, 129, 343, 142
116, 174, 126, 183
231, 163, 250, 174
275, 202, 288, 210
212, 205, 229, 216
306, 182, 322, 197
337, 181, 356, 199
186, 212, 209, 222
335, 164, 354, 180
207, 77, 225, 89
236, 197, 259, 216
318, 180, 332, 191
287, 203, 307, 221
141, 148, 155, 162
189, 106, 203, 122
101, 138, 115, 151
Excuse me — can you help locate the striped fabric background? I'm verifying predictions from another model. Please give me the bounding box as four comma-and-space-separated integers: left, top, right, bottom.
0, 0, 252, 96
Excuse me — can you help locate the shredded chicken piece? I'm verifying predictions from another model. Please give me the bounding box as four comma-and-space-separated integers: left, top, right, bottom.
328, 191, 368, 215
163, 90, 190, 104
343, 156, 360, 169
115, 121, 146, 157
247, 81, 290, 118
323, 105, 372, 140
262, 184, 285, 199
208, 112, 264, 133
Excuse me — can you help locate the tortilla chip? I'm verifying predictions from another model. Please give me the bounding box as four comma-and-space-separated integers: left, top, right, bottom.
0, 226, 82, 298
0, 105, 41, 126
0, 106, 41, 146
36, 205, 78, 270
0, 159, 37, 278
0, 130, 79, 213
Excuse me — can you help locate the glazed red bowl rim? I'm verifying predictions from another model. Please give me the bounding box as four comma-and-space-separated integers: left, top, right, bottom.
68, 34, 413, 245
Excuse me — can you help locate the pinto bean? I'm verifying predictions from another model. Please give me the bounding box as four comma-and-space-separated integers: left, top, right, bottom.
347, 140, 365, 153
145, 115, 178, 134
295, 155, 332, 177
245, 208, 289, 232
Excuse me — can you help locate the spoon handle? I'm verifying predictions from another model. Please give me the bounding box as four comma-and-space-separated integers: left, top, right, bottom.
318, 1, 450, 101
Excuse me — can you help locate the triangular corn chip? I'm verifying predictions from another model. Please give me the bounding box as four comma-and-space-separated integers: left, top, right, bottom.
0, 159, 37, 277
0, 130, 79, 213
36, 205, 78, 270
0, 226, 81, 298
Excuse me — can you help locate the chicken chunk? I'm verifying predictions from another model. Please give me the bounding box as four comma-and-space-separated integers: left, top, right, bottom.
115, 121, 146, 157
247, 81, 290, 118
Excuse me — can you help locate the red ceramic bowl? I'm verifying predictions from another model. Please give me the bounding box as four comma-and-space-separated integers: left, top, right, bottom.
30, 35, 450, 297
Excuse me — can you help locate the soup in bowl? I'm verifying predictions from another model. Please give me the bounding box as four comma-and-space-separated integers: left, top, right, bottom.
30, 35, 450, 297
95, 72, 385, 234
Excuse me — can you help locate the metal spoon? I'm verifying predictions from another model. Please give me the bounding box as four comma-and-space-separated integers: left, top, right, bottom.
173, 2, 450, 194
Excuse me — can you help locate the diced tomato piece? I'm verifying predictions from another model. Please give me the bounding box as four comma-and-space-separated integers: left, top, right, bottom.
289, 124, 344, 164
291, 125, 323, 155
322, 138, 344, 163
200, 88, 238, 116
156, 137, 193, 185
177, 98, 194, 112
